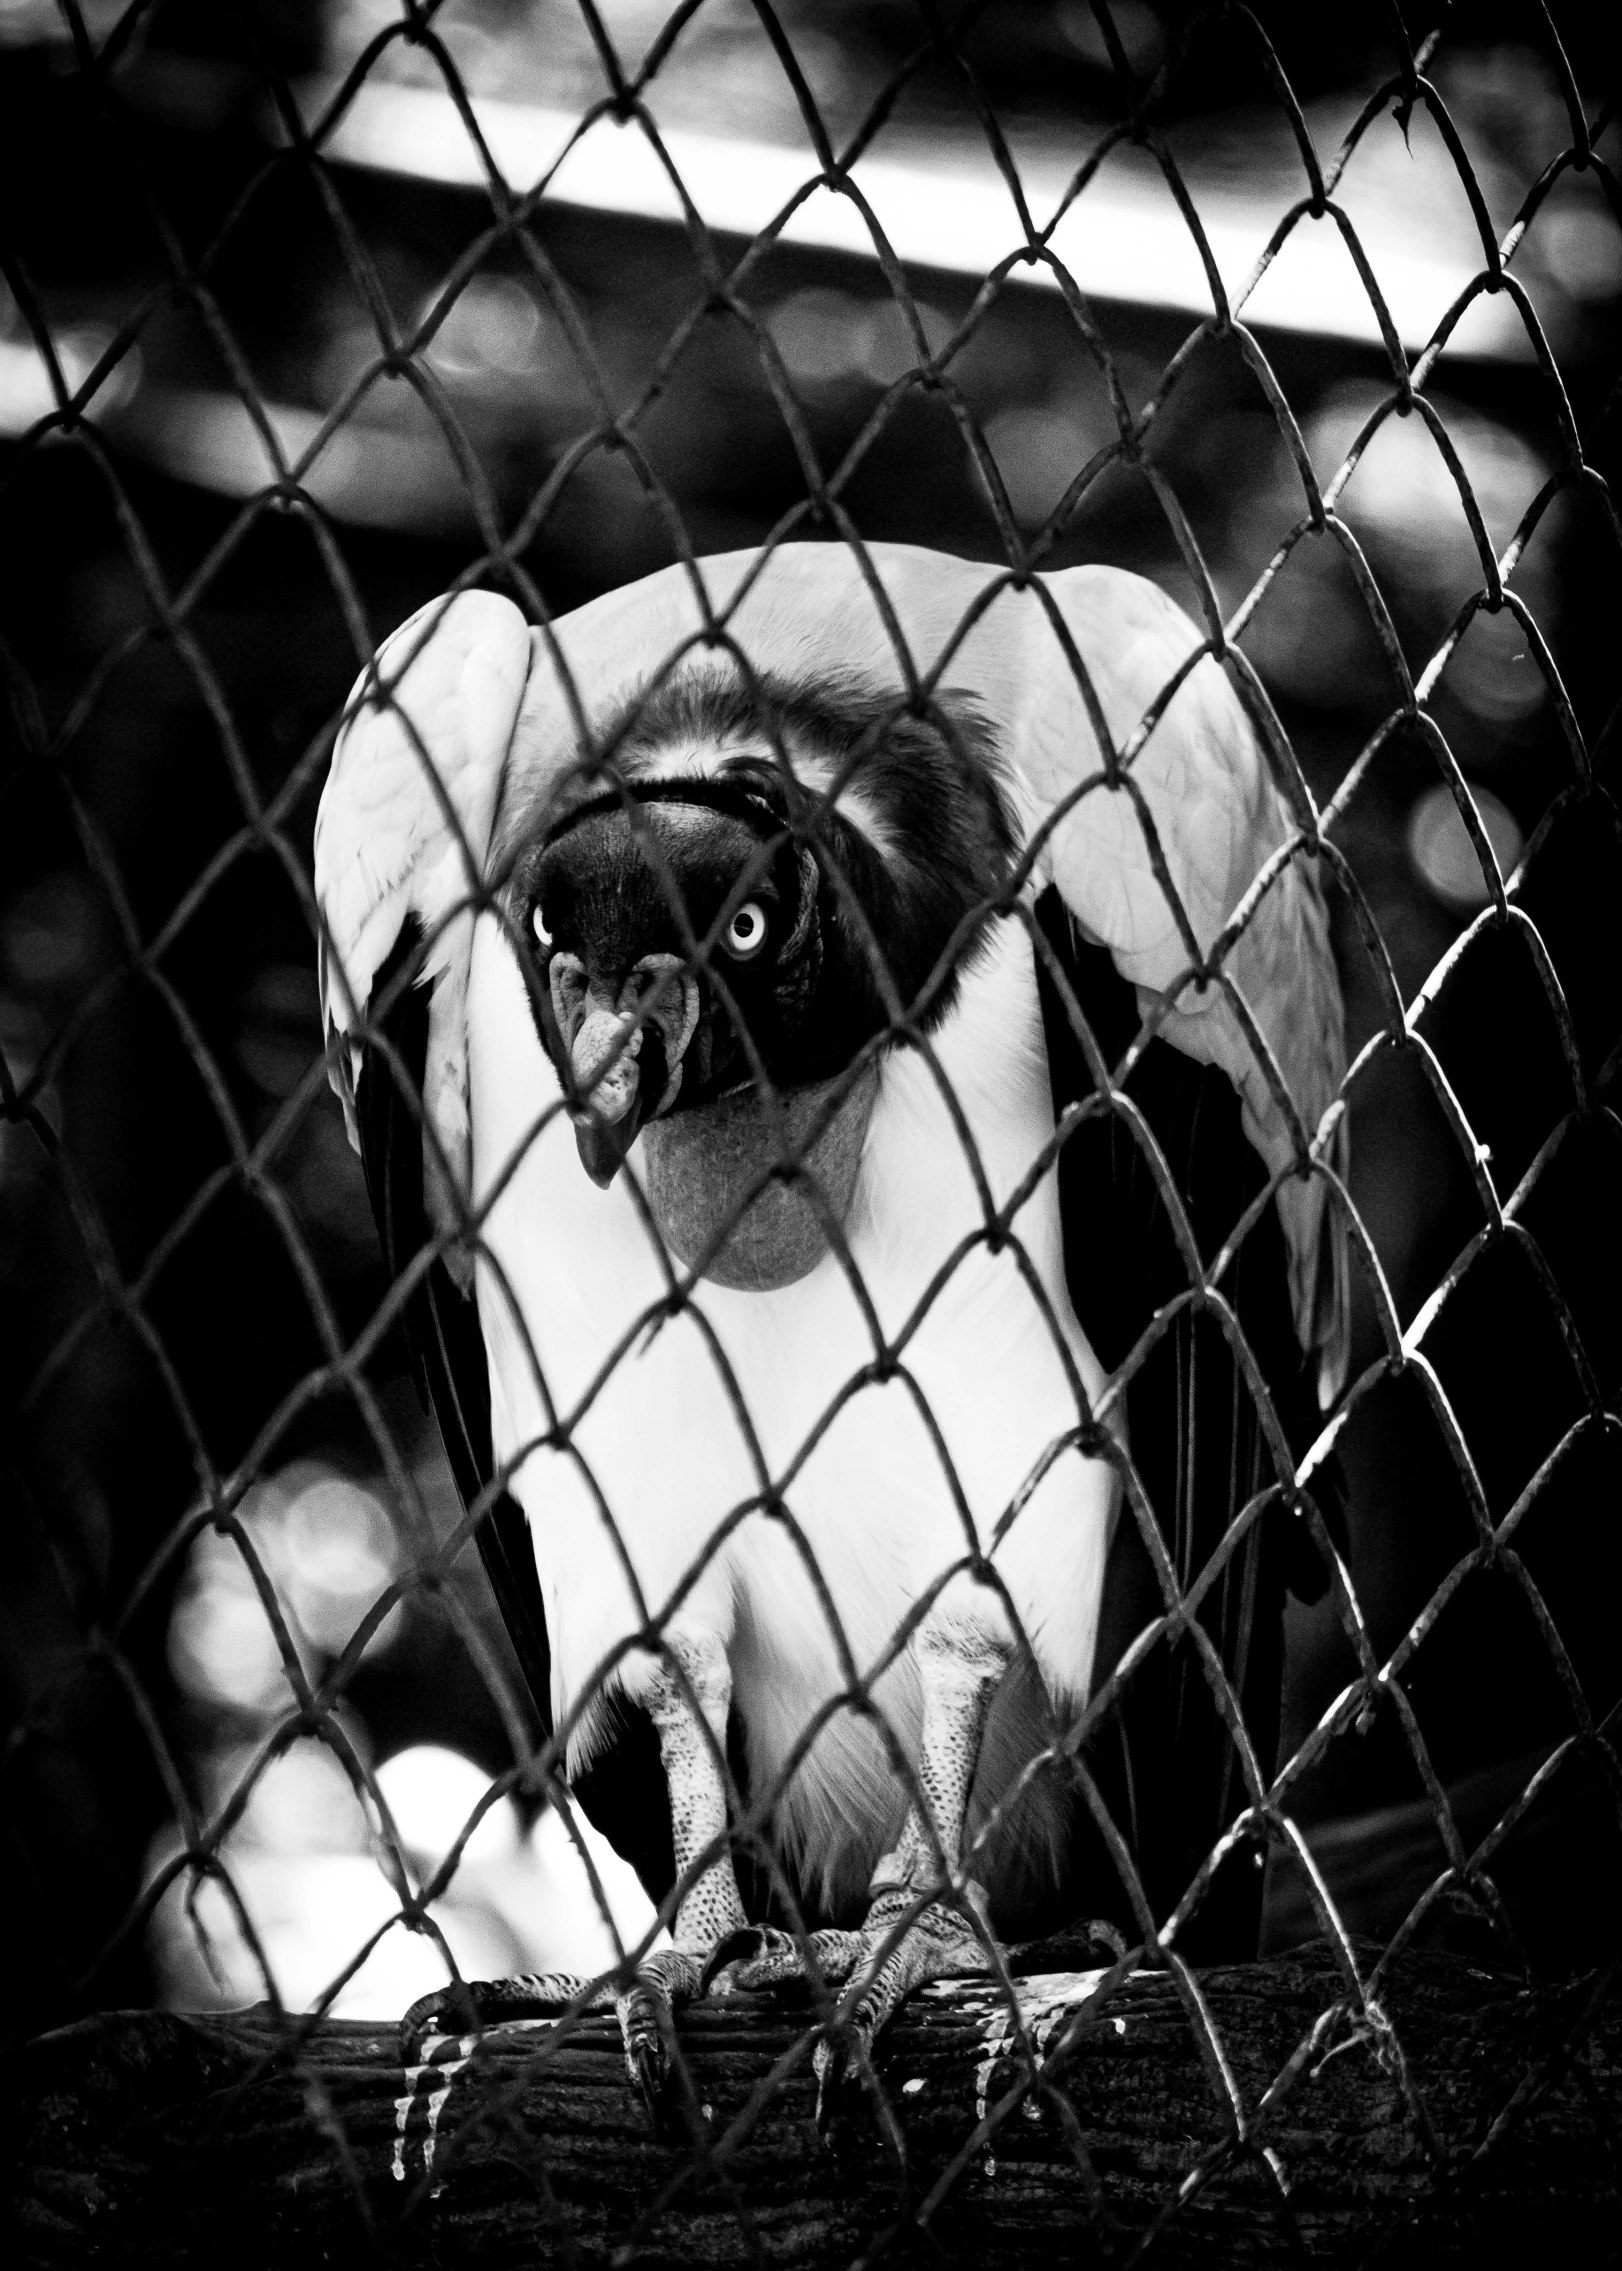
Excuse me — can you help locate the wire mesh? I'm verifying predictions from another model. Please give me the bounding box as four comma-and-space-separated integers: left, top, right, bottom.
3, 0, 1620, 2260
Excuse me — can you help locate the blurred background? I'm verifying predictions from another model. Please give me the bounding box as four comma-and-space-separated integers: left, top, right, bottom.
1, 1, 1619, 2042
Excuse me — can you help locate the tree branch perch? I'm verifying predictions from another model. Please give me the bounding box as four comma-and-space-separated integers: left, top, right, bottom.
9, 1944, 1620, 2266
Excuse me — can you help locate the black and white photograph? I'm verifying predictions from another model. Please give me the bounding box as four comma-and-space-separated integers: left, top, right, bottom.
2, 2, 1619, 2262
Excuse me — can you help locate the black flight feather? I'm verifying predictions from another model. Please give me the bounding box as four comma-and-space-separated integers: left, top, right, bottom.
355, 921, 553, 1718
1033, 888, 1345, 1961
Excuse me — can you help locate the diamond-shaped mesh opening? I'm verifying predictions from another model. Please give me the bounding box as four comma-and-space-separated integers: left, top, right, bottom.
4, 1, 1619, 2257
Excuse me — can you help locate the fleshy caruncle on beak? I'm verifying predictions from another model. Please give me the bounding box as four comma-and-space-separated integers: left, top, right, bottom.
548, 953, 700, 1186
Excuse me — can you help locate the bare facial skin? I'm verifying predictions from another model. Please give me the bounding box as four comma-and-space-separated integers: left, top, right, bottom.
638, 1060, 880, 1289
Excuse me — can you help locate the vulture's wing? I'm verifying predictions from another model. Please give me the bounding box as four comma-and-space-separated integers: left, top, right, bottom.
314, 592, 557, 1738
914, 559, 1348, 1960
316, 590, 530, 1194
931, 559, 1347, 1957
994, 564, 1349, 1414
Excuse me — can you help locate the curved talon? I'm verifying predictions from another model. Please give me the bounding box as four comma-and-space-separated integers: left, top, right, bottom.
812, 2022, 865, 2137
1080, 1917, 1130, 1962
1007, 1916, 1131, 1976
399, 1970, 610, 2063
804, 1898, 997, 2135
699, 1925, 776, 1995
618, 1979, 672, 2125
628, 2036, 666, 2125
614, 1948, 706, 2134
701, 1924, 865, 2000
399, 1978, 483, 2062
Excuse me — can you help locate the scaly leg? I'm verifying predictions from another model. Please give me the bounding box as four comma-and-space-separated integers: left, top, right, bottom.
715, 1599, 1014, 2125
814, 1609, 1013, 2118
402, 1631, 752, 2125
614, 1631, 749, 2111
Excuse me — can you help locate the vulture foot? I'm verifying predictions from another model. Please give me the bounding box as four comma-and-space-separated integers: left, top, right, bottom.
811, 1891, 991, 2134
613, 1946, 709, 2127
400, 1968, 613, 2061
700, 1922, 863, 1999
400, 1954, 709, 2132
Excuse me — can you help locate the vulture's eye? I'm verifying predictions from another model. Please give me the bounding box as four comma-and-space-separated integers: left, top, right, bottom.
532, 903, 553, 948
721, 902, 768, 960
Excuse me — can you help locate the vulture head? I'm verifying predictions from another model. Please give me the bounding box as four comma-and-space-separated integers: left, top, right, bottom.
504, 668, 1014, 1285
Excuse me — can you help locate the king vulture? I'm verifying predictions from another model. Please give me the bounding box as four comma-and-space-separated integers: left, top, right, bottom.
314, 541, 1347, 2117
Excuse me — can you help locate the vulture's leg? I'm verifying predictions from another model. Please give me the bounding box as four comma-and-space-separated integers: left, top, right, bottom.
811, 1610, 1012, 2118
710, 1602, 1013, 2123
401, 1633, 753, 2125
612, 1630, 749, 2108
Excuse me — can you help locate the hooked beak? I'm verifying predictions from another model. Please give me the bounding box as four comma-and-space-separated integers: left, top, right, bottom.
549, 953, 701, 1188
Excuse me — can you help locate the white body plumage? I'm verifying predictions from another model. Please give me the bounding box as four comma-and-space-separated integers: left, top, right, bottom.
470, 894, 1114, 1911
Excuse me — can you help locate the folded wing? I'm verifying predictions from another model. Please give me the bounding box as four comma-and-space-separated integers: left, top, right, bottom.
1001, 564, 1349, 1409
313, 589, 559, 1751
315, 587, 533, 1219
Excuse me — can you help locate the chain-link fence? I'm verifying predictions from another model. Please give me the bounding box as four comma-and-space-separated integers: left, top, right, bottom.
4, 2, 1620, 2261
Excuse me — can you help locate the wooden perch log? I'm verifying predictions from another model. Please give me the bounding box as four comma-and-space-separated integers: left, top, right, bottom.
10, 1943, 1619, 2267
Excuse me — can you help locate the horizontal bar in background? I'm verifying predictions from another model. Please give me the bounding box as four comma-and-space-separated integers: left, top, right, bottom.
292, 75, 1531, 362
